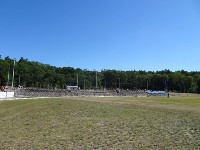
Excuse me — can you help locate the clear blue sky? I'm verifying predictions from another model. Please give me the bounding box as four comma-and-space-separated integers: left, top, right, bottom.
0, 0, 200, 71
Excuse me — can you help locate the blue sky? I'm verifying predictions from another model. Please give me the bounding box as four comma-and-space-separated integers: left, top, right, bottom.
0, 0, 200, 71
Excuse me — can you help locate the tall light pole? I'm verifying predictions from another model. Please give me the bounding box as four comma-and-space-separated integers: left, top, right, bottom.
84, 78, 85, 91
135, 75, 138, 90
96, 71, 97, 89
7, 66, 10, 86
11, 59, 15, 88
19, 75, 21, 86
119, 78, 120, 89
77, 73, 79, 88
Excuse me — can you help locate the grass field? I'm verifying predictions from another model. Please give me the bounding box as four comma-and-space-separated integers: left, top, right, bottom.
0, 96, 200, 149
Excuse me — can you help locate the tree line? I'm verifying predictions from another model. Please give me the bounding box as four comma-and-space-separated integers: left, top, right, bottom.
0, 55, 200, 93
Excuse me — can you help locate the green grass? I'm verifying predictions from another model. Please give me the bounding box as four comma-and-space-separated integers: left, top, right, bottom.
0, 96, 200, 149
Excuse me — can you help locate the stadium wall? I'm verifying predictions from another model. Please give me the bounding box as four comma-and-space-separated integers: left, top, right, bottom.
0, 92, 15, 98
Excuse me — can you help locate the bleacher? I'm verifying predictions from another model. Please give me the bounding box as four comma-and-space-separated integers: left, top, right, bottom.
14, 88, 148, 98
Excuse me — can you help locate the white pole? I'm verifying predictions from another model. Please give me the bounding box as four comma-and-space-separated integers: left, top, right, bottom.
7, 66, 10, 86
96, 71, 97, 89
11, 59, 15, 88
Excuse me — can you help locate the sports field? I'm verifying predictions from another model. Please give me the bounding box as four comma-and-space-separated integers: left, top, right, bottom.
0, 96, 200, 149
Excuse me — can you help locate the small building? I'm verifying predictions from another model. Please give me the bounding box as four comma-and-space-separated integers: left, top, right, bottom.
66, 85, 79, 90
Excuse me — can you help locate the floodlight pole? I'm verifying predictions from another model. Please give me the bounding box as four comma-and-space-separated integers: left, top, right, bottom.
77, 73, 79, 88
165, 79, 170, 98
165, 80, 168, 92
19, 75, 21, 86
119, 78, 120, 89
96, 71, 97, 89
7, 66, 10, 86
11, 59, 15, 88
84, 78, 85, 90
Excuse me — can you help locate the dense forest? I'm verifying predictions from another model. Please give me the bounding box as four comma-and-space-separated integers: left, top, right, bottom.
1, 55, 200, 93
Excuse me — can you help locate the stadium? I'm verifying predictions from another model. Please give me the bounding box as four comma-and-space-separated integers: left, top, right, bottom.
0, 59, 199, 149
1, 0, 200, 149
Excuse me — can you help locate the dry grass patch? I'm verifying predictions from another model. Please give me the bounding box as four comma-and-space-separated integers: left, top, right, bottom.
0, 96, 200, 149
